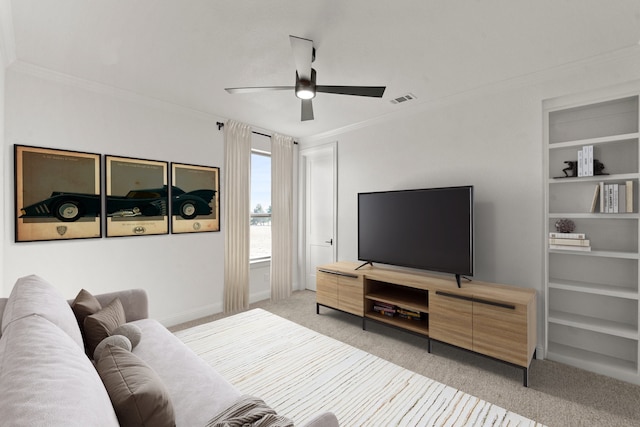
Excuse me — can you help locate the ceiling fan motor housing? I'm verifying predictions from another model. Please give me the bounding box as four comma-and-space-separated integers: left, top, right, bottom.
296, 68, 317, 99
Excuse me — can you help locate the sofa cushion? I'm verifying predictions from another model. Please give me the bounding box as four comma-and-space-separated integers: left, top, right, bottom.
96, 345, 176, 427
1, 274, 83, 348
84, 297, 126, 357
0, 314, 119, 426
130, 318, 241, 426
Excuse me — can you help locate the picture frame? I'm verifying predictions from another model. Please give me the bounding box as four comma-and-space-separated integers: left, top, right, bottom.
170, 162, 220, 233
14, 145, 102, 242
105, 155, 169, 237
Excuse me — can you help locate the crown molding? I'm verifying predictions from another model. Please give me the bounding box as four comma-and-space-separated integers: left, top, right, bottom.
302, 44, 640, 144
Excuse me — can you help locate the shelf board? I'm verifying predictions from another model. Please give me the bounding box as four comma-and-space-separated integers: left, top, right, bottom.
547, 342, 638, 376
548, 279, 639, 300
548, 310, 639, 339
548, 212, 638, 219
366, 290, 428, 313
547, 133, 640, 149
365, 311, 429, 336
548, 249, 639, 259
548, 172, 639, 184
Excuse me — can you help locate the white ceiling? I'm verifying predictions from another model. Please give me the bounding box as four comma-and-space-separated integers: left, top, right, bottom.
4, 0, 640, 138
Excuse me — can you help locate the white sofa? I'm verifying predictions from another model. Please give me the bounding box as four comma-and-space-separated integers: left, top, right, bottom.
0, 275, 338, 426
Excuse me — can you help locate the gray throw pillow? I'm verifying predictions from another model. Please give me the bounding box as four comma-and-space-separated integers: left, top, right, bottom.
94, 335, 132, 361
84, 298, 126, 358
112, 323, 142, 348
71, 288, 102, 326
71, 289, 102, 354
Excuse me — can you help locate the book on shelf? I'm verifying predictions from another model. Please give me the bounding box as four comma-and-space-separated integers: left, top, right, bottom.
397, 308, 421, 317
548, 238, 590, 246
578, 145, 594, 177
599, 181, 605, 213
549, 232, 586, 239
586, 145, 593, 176
397, 308, 422, 321
578, 150, 583, 177
590, 184, 599, 213
549, 244, 591, 252
619, 184, 626, 213
597, 181, 633, 213
373, 301, 396, 317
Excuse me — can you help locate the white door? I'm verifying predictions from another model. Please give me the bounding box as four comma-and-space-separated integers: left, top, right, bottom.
301, 143, 337, 290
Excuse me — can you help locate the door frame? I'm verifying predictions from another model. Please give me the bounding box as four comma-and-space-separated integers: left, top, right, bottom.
298, 142, 338, 290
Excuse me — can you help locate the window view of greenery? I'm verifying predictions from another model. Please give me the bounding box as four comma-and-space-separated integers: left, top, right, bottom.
250, 152, 271, 260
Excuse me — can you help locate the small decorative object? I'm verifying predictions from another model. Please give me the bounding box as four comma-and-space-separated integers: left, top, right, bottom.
593, 159, 607, 175
555, 218, 575, 233
561, 161, 578, 177
559, 159, 607, 178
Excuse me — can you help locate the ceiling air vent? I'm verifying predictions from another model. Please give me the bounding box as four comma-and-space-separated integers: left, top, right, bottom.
390, 93, 417, 105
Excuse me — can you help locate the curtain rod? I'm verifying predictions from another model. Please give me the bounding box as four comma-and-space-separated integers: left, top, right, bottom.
216, 122, 298, 144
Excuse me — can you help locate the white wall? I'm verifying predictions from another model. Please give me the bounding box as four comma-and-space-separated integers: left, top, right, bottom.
2, 68, 229, 325
0, 48, 6, 294
299, 47, 640, 349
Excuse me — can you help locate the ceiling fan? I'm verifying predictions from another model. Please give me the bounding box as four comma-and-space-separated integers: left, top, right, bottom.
225, 35, 386, 121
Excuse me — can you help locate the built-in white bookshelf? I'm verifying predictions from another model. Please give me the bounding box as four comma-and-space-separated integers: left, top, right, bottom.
544, 86, 640, 385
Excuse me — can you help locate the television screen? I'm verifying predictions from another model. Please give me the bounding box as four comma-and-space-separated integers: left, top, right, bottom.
357, 186, 474, 278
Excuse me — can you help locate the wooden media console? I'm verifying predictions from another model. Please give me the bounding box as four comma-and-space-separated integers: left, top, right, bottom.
316, 261, 537, 386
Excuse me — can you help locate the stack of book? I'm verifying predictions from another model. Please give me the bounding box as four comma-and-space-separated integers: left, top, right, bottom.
577, 145, 594, 177
372, 301, 396, 317
591, 181, 633, 213
397, 307, 422, 321
549, 232, 591, 252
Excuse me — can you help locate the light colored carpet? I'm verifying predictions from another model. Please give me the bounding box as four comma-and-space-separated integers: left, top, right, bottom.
171, 290, 640, 427
175, 308, 545, 426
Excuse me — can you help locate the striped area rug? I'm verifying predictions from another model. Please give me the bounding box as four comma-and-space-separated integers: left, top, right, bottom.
175, 309, 544, 427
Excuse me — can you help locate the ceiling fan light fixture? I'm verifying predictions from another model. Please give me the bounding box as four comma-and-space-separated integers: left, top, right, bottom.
295, 69, 317, 100
296, 87, 315, 100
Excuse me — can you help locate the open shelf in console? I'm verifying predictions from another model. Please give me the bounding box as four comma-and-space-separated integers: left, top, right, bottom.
364, 279, 429, 336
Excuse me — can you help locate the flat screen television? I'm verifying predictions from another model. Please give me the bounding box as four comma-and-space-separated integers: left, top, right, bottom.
357, 186, 474, 287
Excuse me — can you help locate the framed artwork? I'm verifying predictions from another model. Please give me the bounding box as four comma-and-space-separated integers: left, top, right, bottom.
105, 155, 169, 237
171, 162, 220, 233
14, 145, 102, 242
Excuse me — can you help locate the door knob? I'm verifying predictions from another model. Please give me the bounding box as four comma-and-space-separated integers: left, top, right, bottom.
325, 238, 333, 245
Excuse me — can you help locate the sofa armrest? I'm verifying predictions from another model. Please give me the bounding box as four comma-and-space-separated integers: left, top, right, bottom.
301, 412, 339, 427
93, 289, 149, 322
0, 299, 7, 323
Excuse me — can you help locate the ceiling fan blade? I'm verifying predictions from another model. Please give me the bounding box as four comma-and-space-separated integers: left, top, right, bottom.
301, 99, 314, 121
289, 35, 313, 81
225, 86, 294, 94
316, 85, 386, 97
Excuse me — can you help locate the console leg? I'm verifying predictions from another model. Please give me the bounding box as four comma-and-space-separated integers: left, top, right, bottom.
427, 338, 432, 353
362, 317, 366, 330
523, 367, 528, 387
316, 303, 319, 315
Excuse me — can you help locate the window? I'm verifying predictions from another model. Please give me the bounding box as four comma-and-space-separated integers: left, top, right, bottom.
250, 151, 271, 260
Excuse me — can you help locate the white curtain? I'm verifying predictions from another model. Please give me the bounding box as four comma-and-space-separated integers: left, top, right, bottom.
270, 133, 295, 300
223, 120, 252, 312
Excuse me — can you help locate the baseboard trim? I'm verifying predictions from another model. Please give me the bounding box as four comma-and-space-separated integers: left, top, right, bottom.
158, 290, 272, 327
